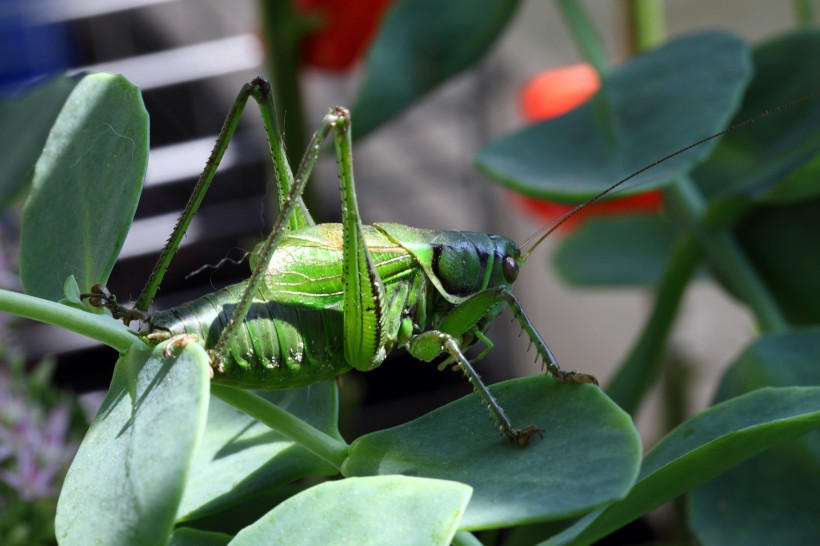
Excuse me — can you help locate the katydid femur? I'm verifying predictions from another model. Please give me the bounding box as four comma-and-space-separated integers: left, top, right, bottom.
86, 77, 596, 445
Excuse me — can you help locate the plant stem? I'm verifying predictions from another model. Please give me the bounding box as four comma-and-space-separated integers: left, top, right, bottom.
257, 0, 308, 170
452, 531, 484, 546
557, 0, 611, 75
210, 384, 349, 471
628, 0, 666, 52
0, 289, 138, 352
794, 0, 815, 26
606, 234, 700, 414
665, 177, 789, 333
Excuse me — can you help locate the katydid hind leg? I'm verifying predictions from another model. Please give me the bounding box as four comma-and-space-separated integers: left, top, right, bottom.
211, 104, 390, 372
135, 78, 310, 313
211, 104, 352, 366
331, 108, 389, 371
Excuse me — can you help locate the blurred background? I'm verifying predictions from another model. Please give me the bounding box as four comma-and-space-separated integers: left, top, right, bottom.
0, 1, 807, 540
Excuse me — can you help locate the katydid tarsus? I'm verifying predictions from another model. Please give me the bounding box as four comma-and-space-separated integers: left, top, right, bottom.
81, 77, 813, 445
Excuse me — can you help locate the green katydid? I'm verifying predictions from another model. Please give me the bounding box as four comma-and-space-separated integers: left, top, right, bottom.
82, 77, 599, 444
85, 77, 802, 444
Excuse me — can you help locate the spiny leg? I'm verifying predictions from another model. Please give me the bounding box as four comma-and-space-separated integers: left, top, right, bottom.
134, 77, 312, 313
437, 327, 493, 372
332, 108, 387, 370
498, 288, 598, 385
408, 331, 542, 445
210, 105, 346, 366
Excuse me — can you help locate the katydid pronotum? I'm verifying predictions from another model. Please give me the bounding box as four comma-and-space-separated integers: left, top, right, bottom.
82, 77, 810, 445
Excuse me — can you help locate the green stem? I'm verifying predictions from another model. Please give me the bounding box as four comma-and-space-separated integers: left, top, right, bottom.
629, 0, 666, 52
794, 0, 815, 26
210, 384, 349, 471
452, 531, 484, 546
557, 0, 611, 75
257, 0, 308, 170
665, 177, 789, 333
0, 289, 138, 352
606, 234, 700, 414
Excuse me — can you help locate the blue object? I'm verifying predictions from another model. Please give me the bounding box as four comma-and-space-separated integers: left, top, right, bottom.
0, 0, 75, 92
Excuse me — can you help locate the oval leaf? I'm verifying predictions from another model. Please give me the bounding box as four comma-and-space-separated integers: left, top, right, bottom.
228, 476, 472, 546
352, 0, 519, 138
475, 32, 751, 201
178, 382, 341, 521
55, 339, 210, 546
693, 30, 820, 206
341, 376, 641, 530
541, 386, 820, 546
735, 197, 820, 324
20, 73, 148, 301
689, 331, 820, 546
554, 214, 683, 286
0, 75, 80, 207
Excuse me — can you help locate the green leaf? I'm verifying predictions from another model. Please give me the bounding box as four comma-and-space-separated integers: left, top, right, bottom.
0, 75, 80, 208
539, 386, 820, 546
475, 32, 751, 202
228, 476, 471, 546
693, 30, 820, 208
734, 197, 820, 324
341, 376, 641, 530
554, 214, 684, 286
55, 339, 210, 546
178, 382, 341, 521
169, 528, 232, 546
689, 331, 820, 546
351, 0, 519, 138
20, 73, 148, 301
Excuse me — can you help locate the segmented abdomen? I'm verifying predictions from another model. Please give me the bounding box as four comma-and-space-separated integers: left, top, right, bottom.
150, 280, 349, 389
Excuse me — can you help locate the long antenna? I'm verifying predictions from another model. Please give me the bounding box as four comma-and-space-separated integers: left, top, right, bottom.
520, 88, 820, 261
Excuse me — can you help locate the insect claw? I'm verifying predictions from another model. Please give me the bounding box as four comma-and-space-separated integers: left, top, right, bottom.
556, 370, 599, 386
163, 334, 197, 357
504, 424, 544, 445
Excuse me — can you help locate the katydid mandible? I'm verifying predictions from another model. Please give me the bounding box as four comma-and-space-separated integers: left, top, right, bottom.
86, 77, 595, 445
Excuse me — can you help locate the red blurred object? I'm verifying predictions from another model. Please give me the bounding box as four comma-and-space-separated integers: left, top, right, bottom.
519, 63, 600, 122
510, 191, 664, 231
515, 63, 663, 230
297, 0, 393, 70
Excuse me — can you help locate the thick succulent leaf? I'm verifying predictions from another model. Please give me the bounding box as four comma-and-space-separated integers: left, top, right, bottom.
553, 214, 684, 286
342, 376, 641, 530
351, 0, 519, 138
55, 340, 210, 546
0, 75, 80, 207
178, 382, 341, 521
228, 476, 472, 546
734, 197, 820, 324
689, 331, 820, 545
475, 32, 751, 202
20, 73, 147, 301
539, 386, 820, 545
693, 30, 820, 207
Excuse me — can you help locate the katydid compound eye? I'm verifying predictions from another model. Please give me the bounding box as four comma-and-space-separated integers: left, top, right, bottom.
502, 256, 519, 283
